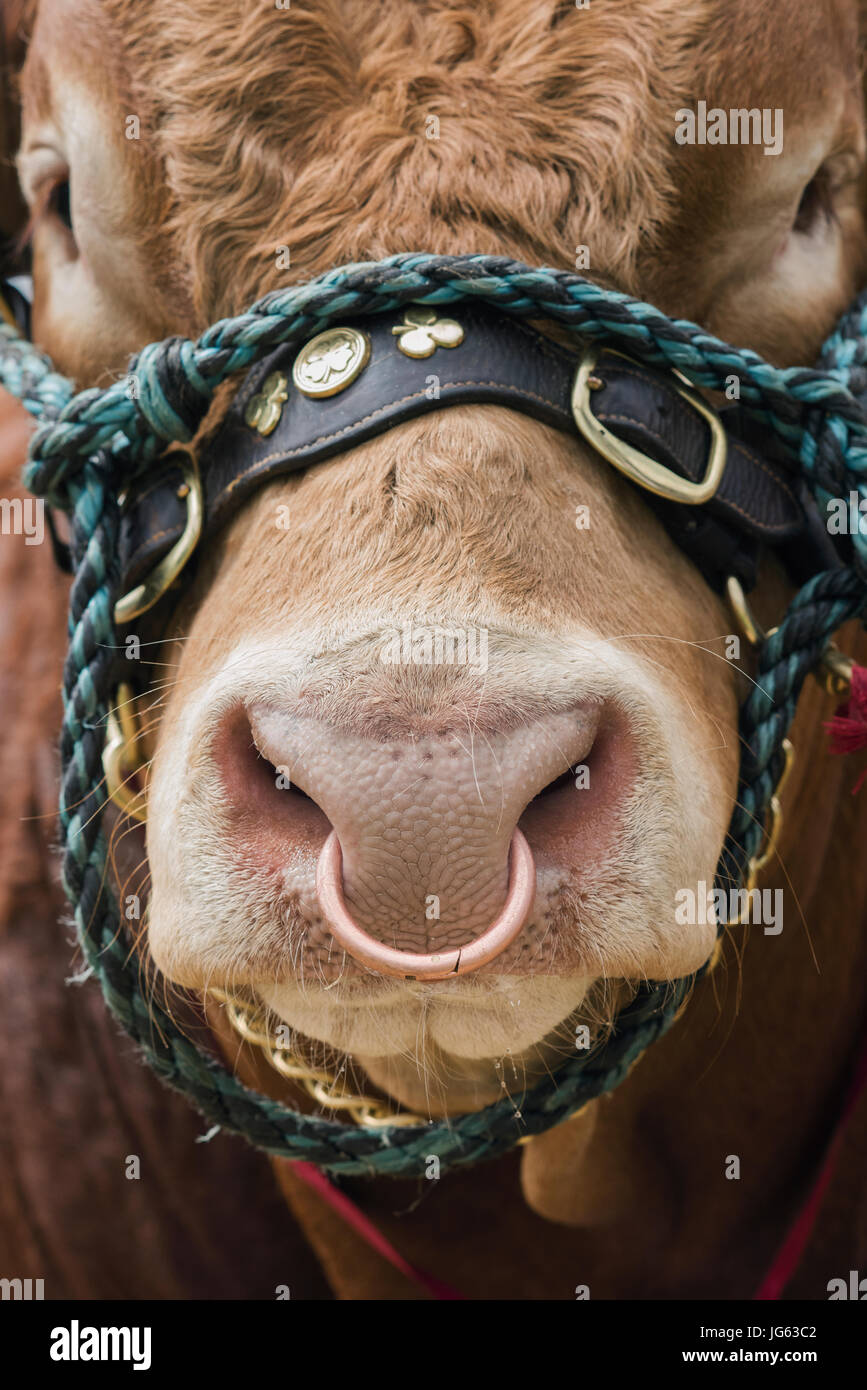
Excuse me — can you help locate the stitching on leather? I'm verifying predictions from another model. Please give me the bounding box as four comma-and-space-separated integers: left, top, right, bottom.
597, 408, 799, 535
129, 350, 800, 554
251, 309, 575, 407
126, 477, 175, 507
600, 360, 800, 511
723, 437, 800, 509
217, 380, 567, 502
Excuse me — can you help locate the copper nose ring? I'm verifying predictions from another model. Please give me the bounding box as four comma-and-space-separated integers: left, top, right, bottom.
315, 828, 536, 980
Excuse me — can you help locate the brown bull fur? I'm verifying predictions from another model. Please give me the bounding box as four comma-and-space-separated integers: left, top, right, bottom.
2, 0, 867, 1301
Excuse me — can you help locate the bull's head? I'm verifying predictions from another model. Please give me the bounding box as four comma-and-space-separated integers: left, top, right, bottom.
8, 0, 867, 1143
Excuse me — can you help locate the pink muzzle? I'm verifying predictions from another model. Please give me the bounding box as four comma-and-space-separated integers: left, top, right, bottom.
315, 828, 536, 979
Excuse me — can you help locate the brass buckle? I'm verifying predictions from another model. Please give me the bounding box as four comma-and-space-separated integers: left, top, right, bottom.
571, 345, 727, 505
103, 681, 147, 823
114, 445, 203, 625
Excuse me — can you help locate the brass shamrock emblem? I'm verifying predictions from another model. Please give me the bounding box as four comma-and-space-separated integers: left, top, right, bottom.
392, 307, 465, 359
292, 327, 370, 398
244, 371, 289, 436
301, 335, 355, 383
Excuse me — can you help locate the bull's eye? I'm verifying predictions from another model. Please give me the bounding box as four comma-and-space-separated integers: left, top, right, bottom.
48, 178, 73, 233
793, 167, 833, 236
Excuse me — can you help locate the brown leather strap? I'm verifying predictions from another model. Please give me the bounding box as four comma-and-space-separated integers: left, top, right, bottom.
118, 304, 810, 602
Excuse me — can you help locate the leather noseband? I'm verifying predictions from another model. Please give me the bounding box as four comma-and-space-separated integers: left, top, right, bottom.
117, 303, 836, 606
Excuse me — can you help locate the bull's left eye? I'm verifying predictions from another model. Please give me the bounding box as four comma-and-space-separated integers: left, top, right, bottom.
793, 166, 834, 236
793, 150, 863, 239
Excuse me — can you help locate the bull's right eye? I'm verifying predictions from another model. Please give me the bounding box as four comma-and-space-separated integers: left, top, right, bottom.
48, 178, 73, 233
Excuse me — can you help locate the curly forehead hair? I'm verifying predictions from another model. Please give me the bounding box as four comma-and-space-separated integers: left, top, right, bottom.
10, 0, 866, 334
85, 0, 710, 323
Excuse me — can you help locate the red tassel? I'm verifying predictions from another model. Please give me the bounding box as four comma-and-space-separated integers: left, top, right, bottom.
824, 662, 867, 792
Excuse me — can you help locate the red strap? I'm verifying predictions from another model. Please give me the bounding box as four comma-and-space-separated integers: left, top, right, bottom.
290, 1160, 464, 1300
288, 1012, 867, 1303
754, 1019, 867, 1300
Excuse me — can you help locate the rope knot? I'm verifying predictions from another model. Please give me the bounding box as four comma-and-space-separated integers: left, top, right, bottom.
128, 337, 212, 445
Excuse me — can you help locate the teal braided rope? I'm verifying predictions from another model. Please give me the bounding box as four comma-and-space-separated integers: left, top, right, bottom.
721, 292, 867, 880
724, 568, 867, 886
4, 253, 865, 512
798, 289, 867, 576
2, 253, 867, 1176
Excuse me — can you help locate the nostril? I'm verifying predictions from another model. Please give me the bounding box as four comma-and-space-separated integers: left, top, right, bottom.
533, 766, 577, 800
214, 710, 331, 859
519, 710, 632, 856
530, 737, 598, 803
250, 738, 314, 804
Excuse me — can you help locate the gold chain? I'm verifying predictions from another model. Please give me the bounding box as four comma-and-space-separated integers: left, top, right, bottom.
207, 988, 428, 1129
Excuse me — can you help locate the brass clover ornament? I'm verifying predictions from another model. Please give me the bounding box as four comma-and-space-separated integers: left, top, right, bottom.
392, 307, 465, 358
292, 326, 370, 397
245, 371, 289, 436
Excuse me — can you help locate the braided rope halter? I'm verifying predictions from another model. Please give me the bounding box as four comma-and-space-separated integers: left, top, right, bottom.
2, 252, 867, 1177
